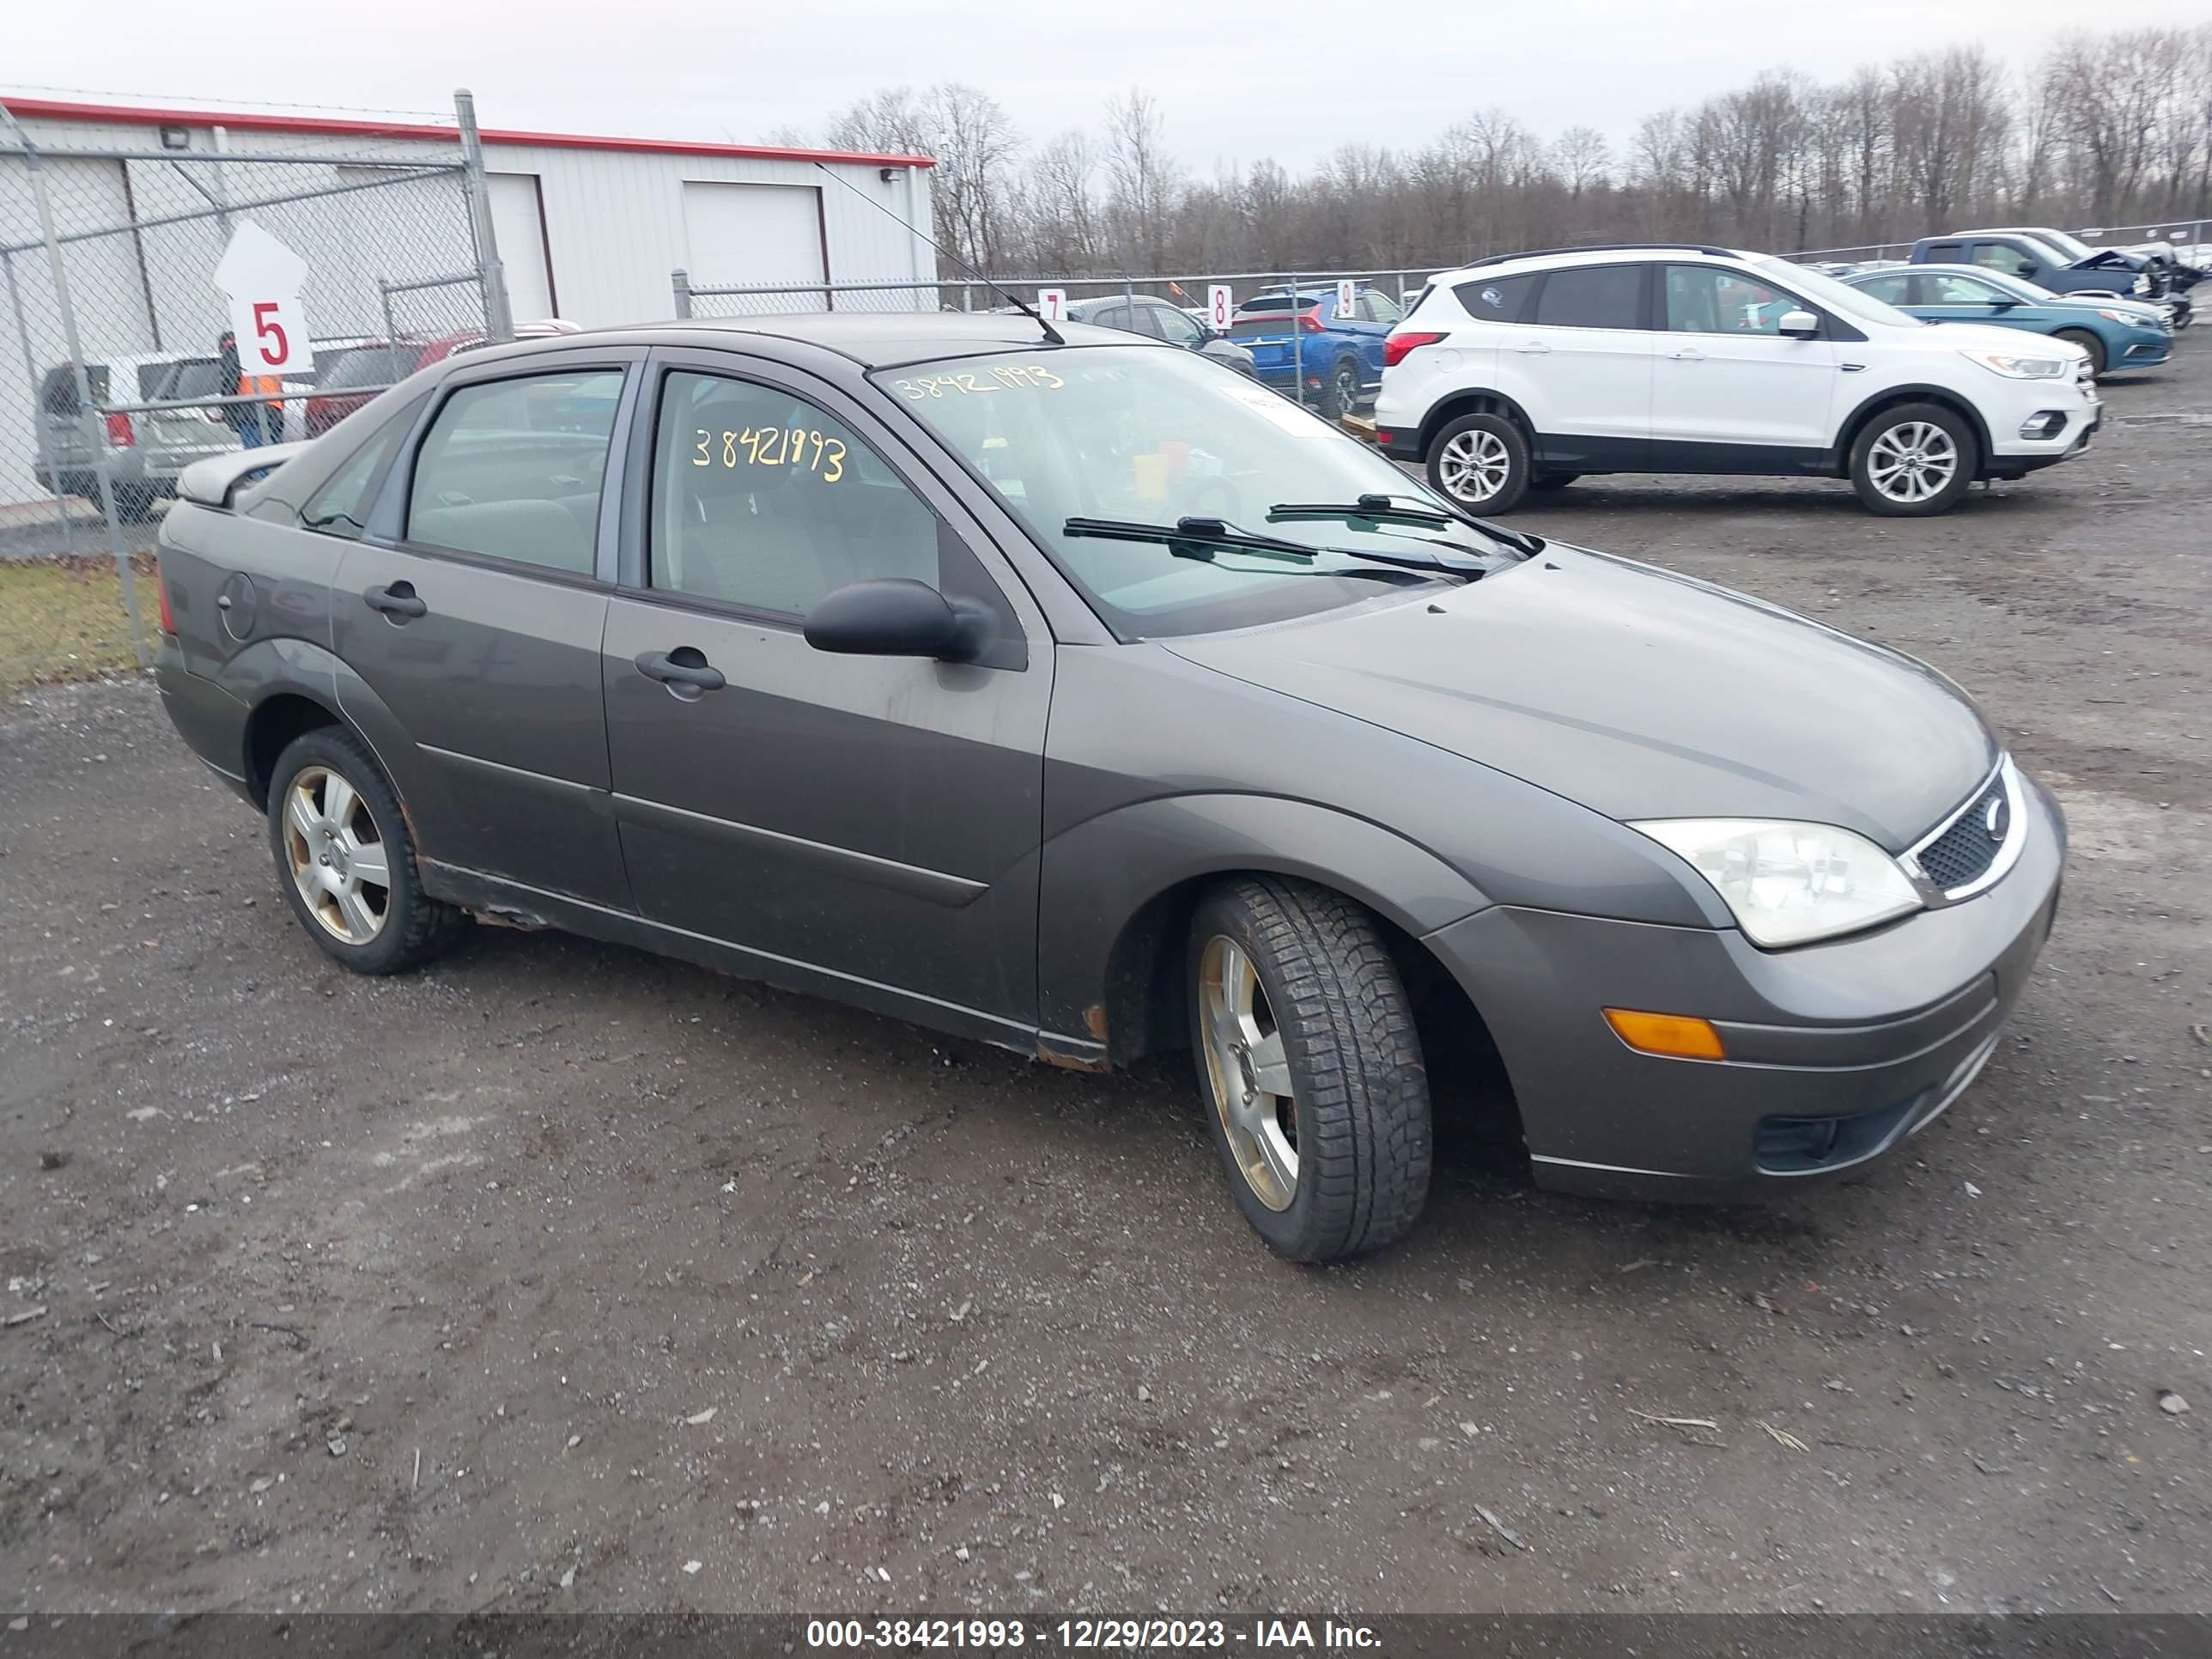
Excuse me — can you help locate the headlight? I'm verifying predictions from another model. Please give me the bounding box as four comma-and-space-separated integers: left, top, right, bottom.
1960, 349, 2069, 380
2094, 309, 2130, 324
1629, 819, 1923, 948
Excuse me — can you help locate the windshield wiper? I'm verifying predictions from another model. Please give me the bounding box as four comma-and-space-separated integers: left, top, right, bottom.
1062, 515, 1480, 581
1267, 492, 1544, 557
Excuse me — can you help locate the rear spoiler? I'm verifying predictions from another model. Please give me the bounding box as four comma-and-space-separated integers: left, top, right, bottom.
176, 441, 311, 511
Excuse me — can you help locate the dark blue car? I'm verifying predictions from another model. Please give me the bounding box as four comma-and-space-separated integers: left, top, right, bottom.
1847, 264, 2172, 378
1225, 287, 1403, 417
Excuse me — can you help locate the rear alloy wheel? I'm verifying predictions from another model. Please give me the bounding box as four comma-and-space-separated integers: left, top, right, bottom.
267, 726, 465, 975
1427, 411, 1530, 514
1849, 403, 1977, 517
2052, 327, 2106, 378
1188, 877, 1431, 1262
1315, 357, 1364, 422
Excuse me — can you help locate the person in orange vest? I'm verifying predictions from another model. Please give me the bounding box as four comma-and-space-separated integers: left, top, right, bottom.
216, 331, 282, 448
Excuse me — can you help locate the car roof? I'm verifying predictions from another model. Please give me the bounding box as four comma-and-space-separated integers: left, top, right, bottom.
591, 311, 1154, 368
1429, 245, 1755, 283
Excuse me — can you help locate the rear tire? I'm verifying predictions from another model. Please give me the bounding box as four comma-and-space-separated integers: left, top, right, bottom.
1848, 402, 1978, 517
1315, 356, 1364, 422
1188, 877, 1431, 1263
266, 726, 466, 975
1427, 411, 1530, 514
2052, 327, 2106, 378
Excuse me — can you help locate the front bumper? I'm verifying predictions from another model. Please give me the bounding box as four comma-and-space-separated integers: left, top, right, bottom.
1425, 769, 2066, 1201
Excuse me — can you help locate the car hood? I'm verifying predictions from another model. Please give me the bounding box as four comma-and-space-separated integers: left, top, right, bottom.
1164, 546, 1998, 850
1919, 319, 2093, 359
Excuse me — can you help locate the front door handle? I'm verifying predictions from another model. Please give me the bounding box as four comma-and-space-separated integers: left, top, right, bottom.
363, 581, 427, 620
1512, 339, 1552, 355
635, 647, 726, 693
1669, 347, 1708, 362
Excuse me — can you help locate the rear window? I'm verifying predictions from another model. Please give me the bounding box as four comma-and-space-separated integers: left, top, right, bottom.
318, 344, 414, 392
41, 364, 110, 412
165, 358, 228, 400
1228, 304, 1314, 340
1533, 265, 1644, 330
1452, 272, 1539, 324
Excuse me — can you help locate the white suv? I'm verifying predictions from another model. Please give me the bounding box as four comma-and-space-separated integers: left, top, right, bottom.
1373, 243, 2102, 517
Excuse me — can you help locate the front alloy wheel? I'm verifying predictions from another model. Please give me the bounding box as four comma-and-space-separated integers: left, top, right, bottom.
1849, 401, 1976, 516
1187, 877, 1432, 1262
1427, 411, 1531, 513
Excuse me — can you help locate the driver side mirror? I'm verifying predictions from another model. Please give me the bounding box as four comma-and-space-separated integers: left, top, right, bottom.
803, 578, 988, 663
1777, 309, 1820, 338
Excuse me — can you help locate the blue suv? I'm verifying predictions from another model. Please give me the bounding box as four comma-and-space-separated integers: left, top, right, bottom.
1225, 287, 1403, 417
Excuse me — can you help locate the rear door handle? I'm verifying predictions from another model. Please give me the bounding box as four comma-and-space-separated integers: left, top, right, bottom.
362, 581, 427, 620
635, 647, 726, 693
1512, 339, 1552, 355
1669, 347, 1707, 362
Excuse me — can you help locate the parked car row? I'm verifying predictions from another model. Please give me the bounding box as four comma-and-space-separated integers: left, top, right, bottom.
1373, 240, 2117, 517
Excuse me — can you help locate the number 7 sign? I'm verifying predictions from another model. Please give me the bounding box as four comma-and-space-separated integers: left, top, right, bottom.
214, 222, 316, 375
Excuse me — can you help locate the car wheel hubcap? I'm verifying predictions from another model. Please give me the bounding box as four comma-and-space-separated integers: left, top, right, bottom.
1198, 935, 1297, 1212
1868, 421, 1958, 503
1336, 368, 1359, 408
1437, 429, 1510, 503
283, 766, 391, 945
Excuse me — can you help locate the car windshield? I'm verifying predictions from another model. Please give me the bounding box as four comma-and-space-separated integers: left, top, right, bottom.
1753, 258, 1916, 327
877, 347, 1515, 639
2032, 228, 2096, 261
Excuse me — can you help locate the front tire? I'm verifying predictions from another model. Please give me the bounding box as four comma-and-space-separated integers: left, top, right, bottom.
1848, 402, 1978, 517
1188, 877, 1431, 1263
267, 726, 465, 975
1427, 411, 1530, 514
2052, 327, 2106, 378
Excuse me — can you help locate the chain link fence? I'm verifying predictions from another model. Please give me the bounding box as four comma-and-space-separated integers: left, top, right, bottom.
0, 91, 512, 681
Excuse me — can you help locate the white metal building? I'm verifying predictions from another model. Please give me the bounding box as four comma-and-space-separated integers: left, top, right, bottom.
0, 95, 936, 507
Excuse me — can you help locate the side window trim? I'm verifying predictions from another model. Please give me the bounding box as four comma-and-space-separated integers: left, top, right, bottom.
299, 393, 429, 541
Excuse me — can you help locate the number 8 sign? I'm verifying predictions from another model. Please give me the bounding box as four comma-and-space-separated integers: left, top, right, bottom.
214, 222, 316, 375
1209, 284, 1233, 331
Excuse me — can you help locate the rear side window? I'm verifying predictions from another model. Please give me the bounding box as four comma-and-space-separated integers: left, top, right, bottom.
319, 344, 414, 392
404, 370, 624, 574
1533, 265, 1644, 330
1853, 272, 1917, 306
1357, 290, 1401, 324
41, 364, 110, 413
1923, 242, 1964, 262
1452, 273, 1538, 324
166, 358, 229, 401
302, 399, 423, 541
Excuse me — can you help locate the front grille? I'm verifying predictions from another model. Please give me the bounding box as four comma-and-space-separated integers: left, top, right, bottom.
1916, 775, 2008, 890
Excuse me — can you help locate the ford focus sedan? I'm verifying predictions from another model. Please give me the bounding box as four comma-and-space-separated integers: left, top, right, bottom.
150, 313, 2064, 1262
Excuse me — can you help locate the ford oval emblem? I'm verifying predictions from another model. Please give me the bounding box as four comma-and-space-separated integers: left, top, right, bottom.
1984, 795, 2010, 842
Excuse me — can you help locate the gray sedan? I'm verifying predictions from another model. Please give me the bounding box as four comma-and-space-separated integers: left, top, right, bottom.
1059, 294, 1260, 377
151, 313, 2063, 1261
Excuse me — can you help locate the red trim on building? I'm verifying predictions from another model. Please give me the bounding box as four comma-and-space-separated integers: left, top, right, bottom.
0, 95, 937, 169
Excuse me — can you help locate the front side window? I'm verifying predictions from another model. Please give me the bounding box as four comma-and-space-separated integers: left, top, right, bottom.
1664, 266, 1797, 334
878, 347, 1516, 640
1452, 272, 1538, 325
1358, 290, 1402, 324
1927, 273, 2003, 304
1152, 306, 1205, 347
404, 369, 623, 574
649, 370, 939, 617
1533, 265, 1644, 330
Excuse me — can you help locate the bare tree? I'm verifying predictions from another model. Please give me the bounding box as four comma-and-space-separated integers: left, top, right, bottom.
1102, 89, 1183, 271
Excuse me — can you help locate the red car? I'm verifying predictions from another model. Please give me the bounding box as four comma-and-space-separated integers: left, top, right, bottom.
305, 322, 579, 436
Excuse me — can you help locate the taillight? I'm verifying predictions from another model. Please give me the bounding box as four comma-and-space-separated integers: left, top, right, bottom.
1301, 308, 1328, 333
105, 411, 135, 447
1383, 331, 1448, 368
155, 557, 175, 635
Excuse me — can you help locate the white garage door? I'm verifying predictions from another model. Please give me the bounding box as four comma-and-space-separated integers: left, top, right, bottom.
680, 182, 824, 311
488, 173, 556, 324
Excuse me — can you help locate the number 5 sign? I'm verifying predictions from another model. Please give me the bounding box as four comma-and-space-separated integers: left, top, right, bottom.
214, 222, 315, 375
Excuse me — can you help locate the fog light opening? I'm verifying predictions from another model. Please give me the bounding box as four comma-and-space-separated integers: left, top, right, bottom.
2019, 410, 2067, 440
1601, 1007, 1726, 1061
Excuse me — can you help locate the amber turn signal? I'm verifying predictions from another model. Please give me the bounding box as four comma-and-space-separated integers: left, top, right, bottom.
1602, 1007, 1726, 1061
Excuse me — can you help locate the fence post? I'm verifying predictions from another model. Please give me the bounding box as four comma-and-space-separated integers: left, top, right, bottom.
3, 246, 77, 549
0, 106, 146, 666
453, 89, 514, 343
1290, 272, 1305, 410
672, 268, 692, 319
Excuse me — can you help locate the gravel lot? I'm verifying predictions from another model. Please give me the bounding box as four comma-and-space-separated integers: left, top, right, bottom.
2, 342, 2206, 1621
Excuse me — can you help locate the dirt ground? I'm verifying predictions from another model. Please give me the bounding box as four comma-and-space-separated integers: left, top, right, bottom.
2, 342, 2207, 1623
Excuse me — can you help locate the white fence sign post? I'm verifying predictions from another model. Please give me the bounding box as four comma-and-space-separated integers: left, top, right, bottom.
1036, 288, 1066, 324
1208, 284, 1234, 331
1336, 278, 1358, 316
214, 222, 315, 378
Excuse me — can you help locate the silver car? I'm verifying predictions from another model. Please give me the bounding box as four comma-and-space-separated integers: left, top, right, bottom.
33, 352, 246, 519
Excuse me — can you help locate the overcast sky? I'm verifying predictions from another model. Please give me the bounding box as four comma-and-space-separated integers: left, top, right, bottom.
9, 0, 2209, 173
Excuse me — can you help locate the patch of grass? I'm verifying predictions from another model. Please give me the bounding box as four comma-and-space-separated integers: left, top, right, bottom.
0, 555, 151, 698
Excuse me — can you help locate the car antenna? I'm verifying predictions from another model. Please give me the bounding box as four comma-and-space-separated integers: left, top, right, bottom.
811, 161, 1065, 345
